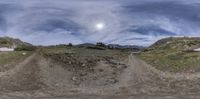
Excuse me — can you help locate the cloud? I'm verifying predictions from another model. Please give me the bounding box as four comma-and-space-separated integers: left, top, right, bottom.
0, 0, 199, 46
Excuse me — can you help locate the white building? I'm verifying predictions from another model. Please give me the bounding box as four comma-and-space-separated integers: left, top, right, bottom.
0, 47, 14, 52
193, 48, 200, 52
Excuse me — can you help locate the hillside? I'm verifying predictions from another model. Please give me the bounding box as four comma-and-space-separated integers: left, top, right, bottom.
137, 37, 200, 72
149, 37, 200, 51
0, 37, 32, 48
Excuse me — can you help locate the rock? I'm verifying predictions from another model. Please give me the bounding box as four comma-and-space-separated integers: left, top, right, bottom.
22, 52, 27, 55
87, 60, 93, 63
72, 76, 77, 81
124, 65, 128, 68
99, 69, 104, 72
107, 78, 118, 84
108, 59, 120, 65
80, 72, 87, 76
82, 63, 86, 67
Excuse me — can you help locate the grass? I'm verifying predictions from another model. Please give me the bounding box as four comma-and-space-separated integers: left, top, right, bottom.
137, 37, 200, 73
39, 46, 74, 54
0, 51, 33, 72
39, 46, 129, 61
138, 52, 200, 72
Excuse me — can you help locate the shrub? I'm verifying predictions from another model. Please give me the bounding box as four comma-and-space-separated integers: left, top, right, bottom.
96, 42, 106, 47
68, 43, 73, 46
15, 45, 36, 51
86, 46, 106, 50
0, 39, 8, 44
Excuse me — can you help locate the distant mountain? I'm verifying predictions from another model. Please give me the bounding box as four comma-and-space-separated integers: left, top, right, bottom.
77, 43, 95, 47
77, 43, 144, 50
0, 37, 32, 48
76, 43, 144, 51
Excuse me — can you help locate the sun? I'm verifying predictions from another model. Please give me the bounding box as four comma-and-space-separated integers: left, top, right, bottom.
95, 23, 104, 30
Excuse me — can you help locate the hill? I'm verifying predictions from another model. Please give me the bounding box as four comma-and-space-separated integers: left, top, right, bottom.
137, 37, 200, 72
0, 37, 32, 48
149, 37, 200, 51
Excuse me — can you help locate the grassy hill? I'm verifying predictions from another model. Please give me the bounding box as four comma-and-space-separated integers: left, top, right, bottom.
0, 37, 32, 48
0, 37, 37, 51
137, 37, 200, 73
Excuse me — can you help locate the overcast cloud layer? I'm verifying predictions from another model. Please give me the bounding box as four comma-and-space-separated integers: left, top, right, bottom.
0, 0, 199, 46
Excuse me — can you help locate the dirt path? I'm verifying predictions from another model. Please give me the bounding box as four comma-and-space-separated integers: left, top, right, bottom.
0, 52, 44, 92
0, 53, 37, 77
1, 52, 200, 98
1, 95, 200, 99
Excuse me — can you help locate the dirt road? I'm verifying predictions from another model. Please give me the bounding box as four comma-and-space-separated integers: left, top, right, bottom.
1, 52, 200, 98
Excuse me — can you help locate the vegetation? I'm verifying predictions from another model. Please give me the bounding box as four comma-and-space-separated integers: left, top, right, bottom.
39, 46, 129, 62
68, 43, 73, 46
0, 37, 15, 47
0, 51, 33, 72
85, 46, 106, 50
0, 37, 31, 48
0, 37, 36, 71
14, 45, 37, 51
39, 46, 74, 55
137, 37, 200, 73
96, 42, 106, 47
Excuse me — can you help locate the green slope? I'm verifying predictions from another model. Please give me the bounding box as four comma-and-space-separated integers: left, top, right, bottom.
137, 37, 200, 73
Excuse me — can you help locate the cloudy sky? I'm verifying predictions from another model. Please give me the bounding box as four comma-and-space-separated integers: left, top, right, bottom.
0, 0, 199, 46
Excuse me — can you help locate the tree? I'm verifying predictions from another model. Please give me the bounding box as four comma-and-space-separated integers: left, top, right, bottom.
68, 43, 73, 46
96, 42, 106, 47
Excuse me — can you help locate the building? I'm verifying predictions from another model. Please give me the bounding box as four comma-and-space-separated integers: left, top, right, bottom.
0, 47, 14, 52
193, 48, 200, 52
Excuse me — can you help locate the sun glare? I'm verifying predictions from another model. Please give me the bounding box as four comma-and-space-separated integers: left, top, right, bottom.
95, 23, 104, 30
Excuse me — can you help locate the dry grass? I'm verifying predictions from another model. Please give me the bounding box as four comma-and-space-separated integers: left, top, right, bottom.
137, 37, 200, 73
0, 51, 33, 72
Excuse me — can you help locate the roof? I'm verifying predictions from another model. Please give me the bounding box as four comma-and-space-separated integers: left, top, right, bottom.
0, 47, 14, 51
193, 48, 200, 52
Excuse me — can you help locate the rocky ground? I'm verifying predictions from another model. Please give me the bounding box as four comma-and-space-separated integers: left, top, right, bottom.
1, 47, 200, 99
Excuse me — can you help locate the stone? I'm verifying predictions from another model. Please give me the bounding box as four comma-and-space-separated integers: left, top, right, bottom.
107, 78, 118, 84
72, 76, 77, 81
22, 52, 27, 55
80, 72, 87, 76
82, 63, 86, 67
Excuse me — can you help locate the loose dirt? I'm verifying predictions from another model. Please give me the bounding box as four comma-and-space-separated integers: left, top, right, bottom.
1, 52, 200, 99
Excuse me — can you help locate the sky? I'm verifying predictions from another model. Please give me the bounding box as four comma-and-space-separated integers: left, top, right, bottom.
0, 0, 199, 46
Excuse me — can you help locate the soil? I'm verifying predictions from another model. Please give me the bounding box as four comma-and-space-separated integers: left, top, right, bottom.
1, 51, 200, 99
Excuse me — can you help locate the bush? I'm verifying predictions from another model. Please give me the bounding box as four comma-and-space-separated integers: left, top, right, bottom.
68, 43, 73, 46
96, 42, 106, 47
0, 39, 8, 44
86, 46, 106, 50
14, 45, 36, 51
